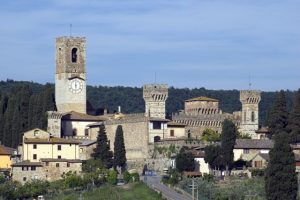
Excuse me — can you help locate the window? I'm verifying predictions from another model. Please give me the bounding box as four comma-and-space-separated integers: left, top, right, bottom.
23, 177, 27, 181
22, 166, 28, 171
251, 112, 255, 122
45, 162, 49, 166
31, 166, 36, 171
57, 145, 61, 151
170, 130, 175, 137
154, 136, 161, 142
56, 163, 60, 167
243, 149, 249, 154
67, 163, 70, 168
71, 48, 78, 63
254, 161, 263, 168
58, 155, 61, 159
33, 144, 37, 149
244, 112, 246, 122
33, 154, 37, 160
73, 128, 77, 136
85, 128, 89, 136
153, 121, 162, 129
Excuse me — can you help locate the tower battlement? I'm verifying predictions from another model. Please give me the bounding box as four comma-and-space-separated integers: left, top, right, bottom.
240, 90, 261, 104
143, 84, 168, 118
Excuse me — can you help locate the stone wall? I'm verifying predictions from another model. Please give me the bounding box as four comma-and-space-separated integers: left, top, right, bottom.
12, 165, 45, 184
104, 120, 149, 161
43, 161, 82, 181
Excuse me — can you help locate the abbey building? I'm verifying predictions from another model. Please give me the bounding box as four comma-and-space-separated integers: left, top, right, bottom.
11, 36, 263, 183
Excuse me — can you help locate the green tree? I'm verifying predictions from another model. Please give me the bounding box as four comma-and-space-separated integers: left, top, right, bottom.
201, 128, 220, 142
287, 89, 300, 143
114, 125, 127, 170
267, 90, 288, 137
220, 119, 237, 174
92, 124, 113, 169
204, 145, 224, 171
265, 132, 298, 200
175, 147, 195, 172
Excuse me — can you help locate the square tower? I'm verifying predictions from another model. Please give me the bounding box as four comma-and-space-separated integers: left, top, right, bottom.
143, 84, 168, 119
239, 90, 261, 138
55, 36, 87, 114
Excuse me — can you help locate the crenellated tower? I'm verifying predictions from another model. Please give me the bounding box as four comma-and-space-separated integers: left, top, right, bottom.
239, 90, 261, 138
143, 84, 168, 119
55, 36, 87, 114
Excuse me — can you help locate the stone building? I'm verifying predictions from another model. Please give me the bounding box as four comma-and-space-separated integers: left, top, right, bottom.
55, 37, 87, 114
143, 84, 168, 118
172, 91, 261, 139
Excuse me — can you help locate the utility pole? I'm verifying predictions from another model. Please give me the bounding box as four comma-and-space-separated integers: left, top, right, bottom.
192, 178, 194, 200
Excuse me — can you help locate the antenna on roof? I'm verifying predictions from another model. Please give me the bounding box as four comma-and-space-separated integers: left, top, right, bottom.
69, 24, 72, 37
248, 74, 252, 90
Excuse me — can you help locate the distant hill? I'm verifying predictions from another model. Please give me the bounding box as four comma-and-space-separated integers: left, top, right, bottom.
0, 79, 297, 147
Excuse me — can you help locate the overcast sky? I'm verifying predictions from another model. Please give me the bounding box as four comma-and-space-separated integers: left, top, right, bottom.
0, 0, 299, 91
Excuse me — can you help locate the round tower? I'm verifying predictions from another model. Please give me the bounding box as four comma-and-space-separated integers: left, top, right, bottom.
143, 84, 168, 119
239, 90, 261, 138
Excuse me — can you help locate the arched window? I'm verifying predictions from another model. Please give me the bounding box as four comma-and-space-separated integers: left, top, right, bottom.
251, 111, 255, 122
71, 48, 78, 63
154, 136, 161, 142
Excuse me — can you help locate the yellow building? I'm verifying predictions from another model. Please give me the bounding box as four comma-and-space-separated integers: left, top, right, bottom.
12, 128, 82, 183
0, 145, 15, 169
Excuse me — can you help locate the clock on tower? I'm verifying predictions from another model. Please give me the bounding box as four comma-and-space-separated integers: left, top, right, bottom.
55, 36, 87, 114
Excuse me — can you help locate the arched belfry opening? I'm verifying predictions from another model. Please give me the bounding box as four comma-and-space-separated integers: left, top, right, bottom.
71, 48, 78, 63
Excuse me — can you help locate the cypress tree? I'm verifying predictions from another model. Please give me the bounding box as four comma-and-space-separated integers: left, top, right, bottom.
113, 125, 126, 170
267, 90, 288, 137
92, 124, 113, 169
220, 119, 237, 174
265, 132, 298, 200
288, 89, 300, 143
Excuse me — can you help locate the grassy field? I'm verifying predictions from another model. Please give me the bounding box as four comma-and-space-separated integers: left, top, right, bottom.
50, 182, 164, 200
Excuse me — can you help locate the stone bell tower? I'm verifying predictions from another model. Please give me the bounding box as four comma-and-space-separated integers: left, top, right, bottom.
55, 36, 86, 114
239, 90, 261, 138
143, 84, 168, 119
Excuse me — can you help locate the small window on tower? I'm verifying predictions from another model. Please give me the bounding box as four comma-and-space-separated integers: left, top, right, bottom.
251, 112, 255, 122
71, 48, 78, 63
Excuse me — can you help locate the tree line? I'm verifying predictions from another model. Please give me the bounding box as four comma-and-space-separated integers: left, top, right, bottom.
0, 79, 298, 147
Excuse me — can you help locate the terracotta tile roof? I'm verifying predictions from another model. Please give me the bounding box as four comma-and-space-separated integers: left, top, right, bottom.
62, 111, 108, 121
149, 118, 170, 122
40, 158, 82, 163
185, 96, 219, 102
12, 160, 43, 167
79, 140, 97, 146
0, 145, 16, 155
255, 127, 270, 133
24, 137, 81, 144
234, 139, 274, 149
167, 121, 186, 126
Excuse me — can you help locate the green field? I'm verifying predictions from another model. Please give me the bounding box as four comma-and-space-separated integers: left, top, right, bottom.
50, 182, 164, 200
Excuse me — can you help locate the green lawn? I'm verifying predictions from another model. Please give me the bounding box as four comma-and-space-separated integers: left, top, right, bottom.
50, 182, 164, 200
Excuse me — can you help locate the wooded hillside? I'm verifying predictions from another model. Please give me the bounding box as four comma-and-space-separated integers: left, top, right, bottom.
0, 80, 296, 147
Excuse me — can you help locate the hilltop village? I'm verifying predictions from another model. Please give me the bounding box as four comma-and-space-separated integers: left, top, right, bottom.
1, 36, 288, 184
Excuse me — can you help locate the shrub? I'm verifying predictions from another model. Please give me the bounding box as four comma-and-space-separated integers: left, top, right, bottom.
131, 173, 140, 182
123, 171, 131, 183
107, 170, 118, 185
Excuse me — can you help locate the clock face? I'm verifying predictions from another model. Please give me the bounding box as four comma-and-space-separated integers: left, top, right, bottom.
68, 79, 83, 94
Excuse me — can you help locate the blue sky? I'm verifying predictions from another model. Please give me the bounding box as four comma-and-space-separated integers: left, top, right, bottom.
0, 0, 299, 91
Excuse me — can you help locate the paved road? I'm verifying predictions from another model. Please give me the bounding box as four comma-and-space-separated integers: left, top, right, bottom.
143, 175, 192, 200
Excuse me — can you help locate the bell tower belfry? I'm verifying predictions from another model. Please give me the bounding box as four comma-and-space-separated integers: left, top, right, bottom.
239, 90, 261, 138
55, 36, 86, 114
